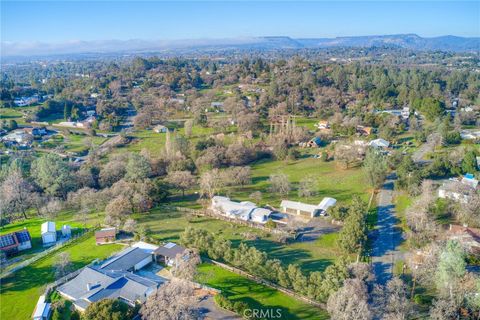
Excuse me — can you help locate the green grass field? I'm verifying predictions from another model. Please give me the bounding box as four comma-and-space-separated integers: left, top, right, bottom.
0, 213, 93, 260
227, 157, 369, 207
0, 235, 122, 320
135, 208, 342, 273
197, 263, 329, 320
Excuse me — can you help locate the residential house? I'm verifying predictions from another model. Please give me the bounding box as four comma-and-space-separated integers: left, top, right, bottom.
446, 224, 480, 254
14, 96, 38, 107
32, 295, 51, 320
211, 196, 273, 223
95, 228, 116, 244
154, 242, 187, 267
438, 175, 478, 202
153, 125, 168, 133
461, 173, 479, 189
0, 229, 32, 255
460, 130, 480, 141
1, 130, 33, 145
280, 197, 337, 218
368, 138, 390, 149
41, 222, 56, 246
57, 266, 160, 311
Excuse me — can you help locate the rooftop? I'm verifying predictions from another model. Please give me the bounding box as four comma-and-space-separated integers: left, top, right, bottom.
100, 247, 151, 271
154, 242, 186, 259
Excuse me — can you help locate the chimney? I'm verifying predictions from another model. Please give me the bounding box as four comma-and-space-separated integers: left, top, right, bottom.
87, 283, 92, 291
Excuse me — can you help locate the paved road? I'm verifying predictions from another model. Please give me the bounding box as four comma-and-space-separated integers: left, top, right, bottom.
371, 173, 404, 285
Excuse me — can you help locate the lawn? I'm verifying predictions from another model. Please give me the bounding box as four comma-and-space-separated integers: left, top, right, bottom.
0, 235, 122, 320
196, 263, 329, 320
135, 208, 342, 273
227, 157, 369, 207
117, 123, 236, 155
0, 107, 34, 125
0, 213, 95, 261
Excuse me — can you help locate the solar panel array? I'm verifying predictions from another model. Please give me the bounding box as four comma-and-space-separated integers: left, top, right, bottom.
0, 235, 15, 248
15, 231, 30, 243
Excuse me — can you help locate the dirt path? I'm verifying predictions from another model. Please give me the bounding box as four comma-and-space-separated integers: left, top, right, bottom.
371, 173, 404, 285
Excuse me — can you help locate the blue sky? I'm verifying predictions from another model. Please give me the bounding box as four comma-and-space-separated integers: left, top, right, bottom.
2, 1, 479, 42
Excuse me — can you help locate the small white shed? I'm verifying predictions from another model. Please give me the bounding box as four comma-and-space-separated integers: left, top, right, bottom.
62, 225, 71, 237
41, 222, 56, 245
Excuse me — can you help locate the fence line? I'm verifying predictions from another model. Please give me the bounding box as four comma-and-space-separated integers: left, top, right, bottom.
163, 205, 294, 237
205, 258, 326, 309
0, 229, 91, 279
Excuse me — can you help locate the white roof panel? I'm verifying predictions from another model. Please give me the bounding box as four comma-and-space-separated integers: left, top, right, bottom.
41, 221, 56, 234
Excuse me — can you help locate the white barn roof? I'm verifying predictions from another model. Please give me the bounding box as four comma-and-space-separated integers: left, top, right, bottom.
280, 200, 319, 214
318, 197, 337, 211
41, 221, 56, 234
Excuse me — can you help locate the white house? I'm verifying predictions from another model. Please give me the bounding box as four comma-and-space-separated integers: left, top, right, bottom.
368, 138, 390, 149
41, 222, 56, 246
32, 295, 51, 320
438, 175, 478, 203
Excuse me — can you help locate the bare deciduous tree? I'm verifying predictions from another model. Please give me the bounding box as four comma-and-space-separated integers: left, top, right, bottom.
123, 218, 137, 233
166, 171, 196, 197
373, 277, 413, 320
268, 173, 291, 196
140, 279, 201, 320
184, 119, 193, 137
298, 177, 317, 198
171, 249, 201, 281
327, 278, 372, 320
54, 252, 72, 280
0, 170, 33, 220
199, 170, 223, 198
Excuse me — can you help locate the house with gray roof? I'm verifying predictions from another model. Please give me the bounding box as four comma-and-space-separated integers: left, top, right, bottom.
57, 266, 161, 311
57, 243, 163, 312
154, 242, 188, 266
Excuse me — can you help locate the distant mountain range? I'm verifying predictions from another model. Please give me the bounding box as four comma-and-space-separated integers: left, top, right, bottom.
2, 34, 479, 57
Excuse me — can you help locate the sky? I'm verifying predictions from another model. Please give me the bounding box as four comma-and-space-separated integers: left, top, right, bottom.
1, 1, 479, 43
